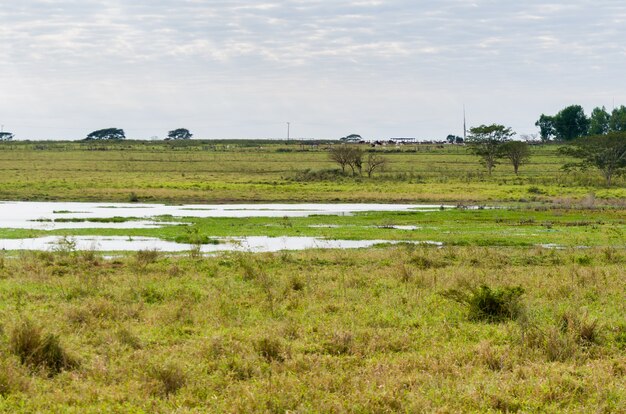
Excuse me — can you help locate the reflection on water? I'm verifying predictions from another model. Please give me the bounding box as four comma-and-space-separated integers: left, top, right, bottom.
0, 236, 442, 252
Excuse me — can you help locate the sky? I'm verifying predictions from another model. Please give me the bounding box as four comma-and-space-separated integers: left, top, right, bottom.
1, 0, 626, 140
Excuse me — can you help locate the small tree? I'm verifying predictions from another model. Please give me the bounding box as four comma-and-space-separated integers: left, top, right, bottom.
559, 133, 626, 186
365, 153, 387, 177
85, 128, 125, 140
167, 128, 193, 140
329, 145, 352, 173
500, 141, 531, 175
346, 147, 363, 176
0, 132, 14, 141
467, 124, 515, 175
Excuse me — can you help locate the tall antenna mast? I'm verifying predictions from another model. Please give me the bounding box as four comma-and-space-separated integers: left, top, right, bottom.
463, 105, 467, 141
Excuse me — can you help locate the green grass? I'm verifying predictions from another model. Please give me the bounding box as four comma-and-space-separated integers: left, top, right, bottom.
1, 140, 624, 203
0, 246, 623, 412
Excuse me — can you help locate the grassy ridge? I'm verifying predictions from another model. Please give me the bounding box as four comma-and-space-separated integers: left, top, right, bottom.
0, 246, 624, 412
1, 140, 624, 203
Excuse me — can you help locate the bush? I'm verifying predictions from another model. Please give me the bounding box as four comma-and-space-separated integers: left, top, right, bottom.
441, 284, 525, 322
9, 320, 78, 375
148, 362, 186, 397
292, 168, 347, 182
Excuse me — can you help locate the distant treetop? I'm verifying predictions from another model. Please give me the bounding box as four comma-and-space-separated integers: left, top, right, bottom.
0, 132, 14, 141
85, 128, 125, 140
166, 128, 193, 140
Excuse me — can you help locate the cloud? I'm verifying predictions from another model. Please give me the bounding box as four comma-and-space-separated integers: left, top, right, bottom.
2, 1, 626, 139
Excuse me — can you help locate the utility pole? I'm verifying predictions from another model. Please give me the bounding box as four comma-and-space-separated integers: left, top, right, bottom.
287, 122, 290, 142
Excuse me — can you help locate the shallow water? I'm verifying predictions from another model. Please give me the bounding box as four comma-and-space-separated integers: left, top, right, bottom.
0, 201, 447, 230
0, 235, 442, 253
0, 201, 446, 251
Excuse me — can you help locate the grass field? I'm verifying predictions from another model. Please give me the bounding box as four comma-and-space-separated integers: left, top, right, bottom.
1, 140, 624, 204
0, 140, 624, 412
0, 246, 624, 412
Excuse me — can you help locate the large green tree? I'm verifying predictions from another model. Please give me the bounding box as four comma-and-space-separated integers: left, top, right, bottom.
85, 128, 125, 140
467, 124, 515, 175
609, 105, 626, 132
589, 106, 610, 135
0, 132, 14, 141
535, 114, 555, 141
559, 132, 626, 186
167, 128, 193, 140
552, 105, 589, 141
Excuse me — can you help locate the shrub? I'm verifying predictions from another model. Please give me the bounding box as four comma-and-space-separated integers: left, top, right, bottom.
292, 168, 347, 182
255, 337, 285, 363
9, 320, 78, 375
148, 362, 186, 397
135, 249, 159, 266
441, 284, 525, 322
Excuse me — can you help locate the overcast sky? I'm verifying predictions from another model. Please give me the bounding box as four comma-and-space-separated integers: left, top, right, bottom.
1, 1, 626, 140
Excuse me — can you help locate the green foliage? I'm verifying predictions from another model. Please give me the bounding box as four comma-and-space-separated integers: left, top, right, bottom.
589, 106, 610, 135
166, 128, 193, 140
441, 284, 525, 322
500, 141, 531, 174
466, 124, 515, 174
553, 105, 590, 141
609, 105, 626, 132
85, 128, 125, 140
535, 114, 555, 141
560, 133, 626, 186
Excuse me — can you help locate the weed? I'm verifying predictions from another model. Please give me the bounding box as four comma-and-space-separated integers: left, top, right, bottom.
255, 337, 285, 363
148, 362, 186, 397
323, 331, 354, 355
135, 249, 159, 267
441, 284, 525, 322
116, 328, 142, 350
9, 319, 78, 375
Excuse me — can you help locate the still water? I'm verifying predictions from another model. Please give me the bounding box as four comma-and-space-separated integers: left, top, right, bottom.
0, 201, 445, 251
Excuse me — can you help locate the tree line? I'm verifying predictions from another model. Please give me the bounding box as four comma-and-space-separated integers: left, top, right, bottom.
84, 128, 193, 140
536, 104, 626, 141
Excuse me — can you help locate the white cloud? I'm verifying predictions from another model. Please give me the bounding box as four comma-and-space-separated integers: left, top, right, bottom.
1, 0, 626, 139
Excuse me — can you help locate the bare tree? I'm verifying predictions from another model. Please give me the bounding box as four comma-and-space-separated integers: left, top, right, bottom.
365, 153, 387, 177
346, 147, 364, 176
329, 145, 352, 173
329, 145, 363, 175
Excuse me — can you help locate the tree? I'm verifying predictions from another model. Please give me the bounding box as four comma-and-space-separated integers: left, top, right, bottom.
535, 114, 555, 142
365, 153, 387, 177
0, 132, 14, 141
446, 134, 463, 144
609, 105, 626, 132
85, 128, 125, 140
589, 106, 610, 135
500, 141, 531, 175
340, 134, 362, 142
329, 145, 353, 173
559, 132, 626, 186
552, 105, 589, 141
167, 128, 193, 140
346, 147, 364, 176
466, 124, 515, 175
